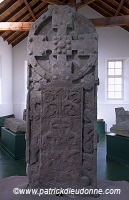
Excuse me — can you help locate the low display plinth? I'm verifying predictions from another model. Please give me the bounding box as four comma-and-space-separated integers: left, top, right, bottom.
1, 127, 26, 160
106, 133, 129, 165
97, 121, 105, 134
0, 114, 14, 136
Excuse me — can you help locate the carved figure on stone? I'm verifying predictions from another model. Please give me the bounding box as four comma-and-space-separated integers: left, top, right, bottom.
27, 5, 98, 189
110, 107, 129, 137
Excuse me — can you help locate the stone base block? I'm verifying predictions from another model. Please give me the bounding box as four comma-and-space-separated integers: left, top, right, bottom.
106, 133, 129, 165
1, 127, 26, 160
4, 118, 26, 133
0, 114, 15, 136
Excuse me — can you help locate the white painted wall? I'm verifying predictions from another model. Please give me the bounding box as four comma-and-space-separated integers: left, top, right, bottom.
12, 38, 27, 119
97, 27, 129, 131
0, 37, 13, 116
79, 6, 129, 131
12, 6, 129, 131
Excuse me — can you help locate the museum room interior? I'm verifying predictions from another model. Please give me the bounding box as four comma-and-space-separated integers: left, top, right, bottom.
0, 0, 129, 198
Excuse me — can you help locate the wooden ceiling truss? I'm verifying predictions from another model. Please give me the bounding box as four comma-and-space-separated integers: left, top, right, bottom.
0, 0, 129, 46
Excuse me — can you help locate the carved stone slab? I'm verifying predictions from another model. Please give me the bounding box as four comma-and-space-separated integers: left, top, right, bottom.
27, 5, 98, 189
4, 118, 26, 133
110, 107, 129, 137
39, 82, 83, 187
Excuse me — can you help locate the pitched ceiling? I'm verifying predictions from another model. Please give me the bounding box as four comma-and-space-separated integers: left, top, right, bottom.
0, 0, 129, 47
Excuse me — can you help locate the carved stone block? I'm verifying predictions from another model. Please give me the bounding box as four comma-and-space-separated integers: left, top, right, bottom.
27, 5, 98, 189
4, 118, 26, 133
110, 107, 129, 137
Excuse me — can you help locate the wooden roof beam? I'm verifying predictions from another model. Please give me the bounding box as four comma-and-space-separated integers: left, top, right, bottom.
69, 0, 76, 7
0, 0, 43, 36
11, 6, 48, 46
2, 3, 48, 40
41, 0, 66, 5
76, 0, 96, 9
115, 0, 125, 16
98, 0, 116, 13
1, 15, 129, 31
89, 1, 112, 17
23, 0, 36, 21
0, 1, 47, 38
0, 22, 33, 31
0, 0, 17, 14
12, 32, 29, 47
90, 15, 129, 27
8, 31, 28, 45
1, 3, 26, 22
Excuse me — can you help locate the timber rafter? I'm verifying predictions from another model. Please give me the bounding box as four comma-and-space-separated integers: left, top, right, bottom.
41, 0, 66, 5
0, 0, 129, 46
1, 15, 129, 32
23, 0, 36, 21
115, 0, 125, 16
76, 0, 96, 9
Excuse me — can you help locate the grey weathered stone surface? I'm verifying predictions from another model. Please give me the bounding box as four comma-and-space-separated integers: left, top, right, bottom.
110, 107, 129, 137
27, 5, 98, 189
4, 118, 26, 133
115, 107, 129, 123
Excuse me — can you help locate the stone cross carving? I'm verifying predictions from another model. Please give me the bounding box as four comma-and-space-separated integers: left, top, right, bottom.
29, 33, 96, 82
27, 5, 98, 189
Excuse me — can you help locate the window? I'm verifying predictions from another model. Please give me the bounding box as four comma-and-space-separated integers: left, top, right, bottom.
107, 60, 123, 99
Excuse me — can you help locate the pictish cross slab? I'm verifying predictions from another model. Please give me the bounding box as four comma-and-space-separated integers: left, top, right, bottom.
28, 8, 95, 81
27, 5, 98, 190
29, 33, 95, 81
